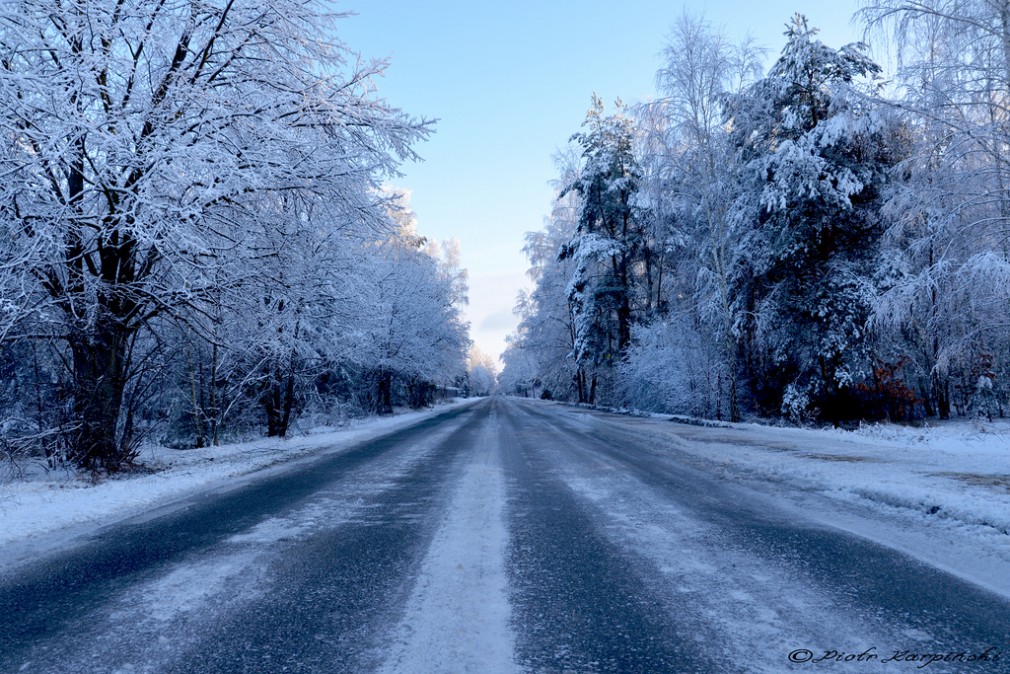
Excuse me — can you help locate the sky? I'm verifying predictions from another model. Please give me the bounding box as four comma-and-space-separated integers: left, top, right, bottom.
337, 0, 866, 364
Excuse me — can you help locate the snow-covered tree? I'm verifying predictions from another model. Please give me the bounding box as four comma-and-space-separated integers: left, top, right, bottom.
498, 340, 542, 397
860, 0, 1010, 419
502, 150, 582, 403
466, 347, 498, 397
725, 15, 898, 422
560, 96, 645, 403
500, 7, 1008, 425
620, 14, 762, 420
351, 200, 469, 414
0, 0, 430, 469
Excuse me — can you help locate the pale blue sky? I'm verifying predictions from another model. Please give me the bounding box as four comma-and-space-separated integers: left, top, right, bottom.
338, 1, 865, 362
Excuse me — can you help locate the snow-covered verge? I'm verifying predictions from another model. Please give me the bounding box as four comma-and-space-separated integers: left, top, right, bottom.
685, 416, 1010, 532
0, 399, 480, 567
551, 402, 1010, 598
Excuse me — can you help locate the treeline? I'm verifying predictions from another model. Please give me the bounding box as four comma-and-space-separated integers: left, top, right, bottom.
0, 0, 469, 472
501, 5, 1010, 425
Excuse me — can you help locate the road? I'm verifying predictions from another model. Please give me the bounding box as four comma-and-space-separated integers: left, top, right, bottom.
2, 397, 1008, 673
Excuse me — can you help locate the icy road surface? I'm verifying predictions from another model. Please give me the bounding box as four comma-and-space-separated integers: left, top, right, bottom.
2, 398, 1009, 673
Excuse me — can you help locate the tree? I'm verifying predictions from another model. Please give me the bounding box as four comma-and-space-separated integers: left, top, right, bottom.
626, 13, 762, 420
560, 96, 645, 403
352, 196, 469, 415
724, 15, 896, 422
466, 347, 498, 397
502, 149, 583, 403
498, 340, 541, 397
860, 0, 1010, 419
0, 0, 429, 470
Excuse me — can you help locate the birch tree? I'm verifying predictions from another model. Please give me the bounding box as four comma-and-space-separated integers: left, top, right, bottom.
624, 14, 762, 420
861, 0, 1010, 417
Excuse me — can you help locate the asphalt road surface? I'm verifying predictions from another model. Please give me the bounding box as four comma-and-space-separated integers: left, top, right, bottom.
2, 397, 1008, 673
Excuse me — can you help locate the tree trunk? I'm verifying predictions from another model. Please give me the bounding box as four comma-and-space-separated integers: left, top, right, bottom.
611, 248, 632, 354
576, 367, 588, 404
729, 371, 740, 423
261, 378, 286, 437
189, 349, 206, 448
377, 370, 394, 415
210, 341, 220, 446
725, 326, 742, 423
919, 376, 935, 418
716, 370, 723, 421
70, 318, 130, 472
933, 372, 951, 420
280, 365, 296, 435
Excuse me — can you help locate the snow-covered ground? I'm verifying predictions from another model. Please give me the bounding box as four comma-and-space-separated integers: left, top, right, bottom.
0, 398, 479, 569
553, 404, 1010, 599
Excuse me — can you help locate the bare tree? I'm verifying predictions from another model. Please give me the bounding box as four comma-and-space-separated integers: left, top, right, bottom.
637, 12, 762, 420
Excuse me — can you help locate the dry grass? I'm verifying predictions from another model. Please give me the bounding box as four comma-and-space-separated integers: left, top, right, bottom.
803, 453, 877, 463
932, 472, 1010, 493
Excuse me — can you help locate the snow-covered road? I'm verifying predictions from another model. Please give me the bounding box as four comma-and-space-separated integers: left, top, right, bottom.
2, 398, 1009, 673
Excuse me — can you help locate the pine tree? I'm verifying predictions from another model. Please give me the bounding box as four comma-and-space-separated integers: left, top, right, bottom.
560, 96, 643, 403
726, 15, 896, 422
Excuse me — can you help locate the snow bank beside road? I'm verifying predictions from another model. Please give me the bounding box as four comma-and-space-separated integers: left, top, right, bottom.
0, 399, 479, 566
675, 417, 1010, 535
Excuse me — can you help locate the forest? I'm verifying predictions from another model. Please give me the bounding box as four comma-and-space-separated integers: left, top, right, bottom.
0, 0, 472, 472
501, 2, 1010, 426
